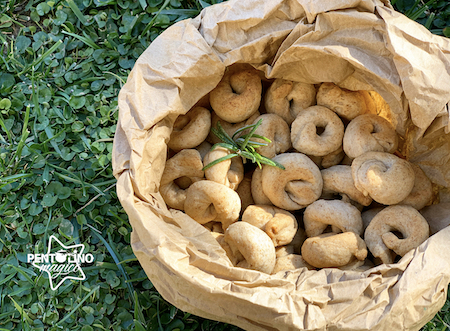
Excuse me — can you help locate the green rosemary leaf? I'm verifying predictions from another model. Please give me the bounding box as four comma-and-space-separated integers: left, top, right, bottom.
235, 137, 268, 146
215, 121, 237, 146
231, 121, 260, 139
202, 153, 239, 171
239, 150, 257, 163
211, 127, 236, 147
246, 145, 256, 154
247, 133, 272, 143
206, 118, 285, 171
258, 155, 286, 170
239, 118, 263, 150
256, 159, 262, 169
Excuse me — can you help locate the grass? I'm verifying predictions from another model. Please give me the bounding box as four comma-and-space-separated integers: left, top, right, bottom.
0, 0, 449, 330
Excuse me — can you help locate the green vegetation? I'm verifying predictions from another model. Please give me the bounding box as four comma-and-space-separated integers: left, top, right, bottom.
0, 0, 448, 330
392, 0, 450, 36
203, 119, 286, 171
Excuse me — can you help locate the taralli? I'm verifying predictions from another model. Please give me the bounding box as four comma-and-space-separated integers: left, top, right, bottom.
213, 233, 240, 265
291, 105, 345, 156
343, 114, 398, 159
261, 153, 323, 210
236, 174, 254, 213
316, 83, 375, 120
195, 141, 212, 160
400, 163, 433, 210
275, 245, 295, 258
364, 205, 430, 264
168, 107, 211, 151
303, 199, 363, 237
272, 254, 314, 273
250, 114, 291, 159
321, 165, 372, 206
209, 111, 260, 145
340, 194, 364, 212
242, 205, 298, 247
160, 149, 204, 210
361, 207, 384, 231
251, 167, 273, 206
203, 147, 244, 190
351, 151, 415, 205
205, 221, 225, 234
209, 69, 262, 123
224, 221, 276, 274
184, 180, 241, 230
321, 146, 345, 169
157, 65, 439, 274
264, 78, 316, 125
308, 147, 345, 169
340, 154, 353, 166
301, 232, 368, 268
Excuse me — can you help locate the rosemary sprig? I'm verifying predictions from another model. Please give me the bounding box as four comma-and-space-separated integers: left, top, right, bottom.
202, 119, 286, 171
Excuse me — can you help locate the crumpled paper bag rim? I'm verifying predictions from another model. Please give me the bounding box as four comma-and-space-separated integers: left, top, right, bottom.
112, 0, 450, 330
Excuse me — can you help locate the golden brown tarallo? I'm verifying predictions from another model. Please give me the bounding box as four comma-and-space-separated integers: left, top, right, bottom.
343, 113, 398, 159
242, 205, 298, 247
291, 105, 344, 156
316, 82, 376, 120
264, 78, 316, 125
224, 221, 276, 274
184, 180, 241, 231
301, 232, 368, 268
303, 199, 364, 237
168, 106, 211, 151
209, 69, 262, 123
261, 153, 323, 210
364, 205, 430, 264
351, 151, 415, 205
160, 149, 204, 210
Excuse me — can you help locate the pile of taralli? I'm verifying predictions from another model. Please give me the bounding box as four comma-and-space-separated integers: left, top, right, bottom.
161, 65, 435, 274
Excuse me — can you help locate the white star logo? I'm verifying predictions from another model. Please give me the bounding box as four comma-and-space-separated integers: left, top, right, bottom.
30, 235, 87, 290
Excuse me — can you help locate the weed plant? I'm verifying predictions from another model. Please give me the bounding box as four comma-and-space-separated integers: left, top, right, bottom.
0, 0, 448, 330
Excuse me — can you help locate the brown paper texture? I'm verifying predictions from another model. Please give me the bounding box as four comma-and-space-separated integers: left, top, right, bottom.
112, 0, 450, 330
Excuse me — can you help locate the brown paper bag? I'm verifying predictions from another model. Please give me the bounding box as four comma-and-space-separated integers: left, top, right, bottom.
112, 0, 450, 329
